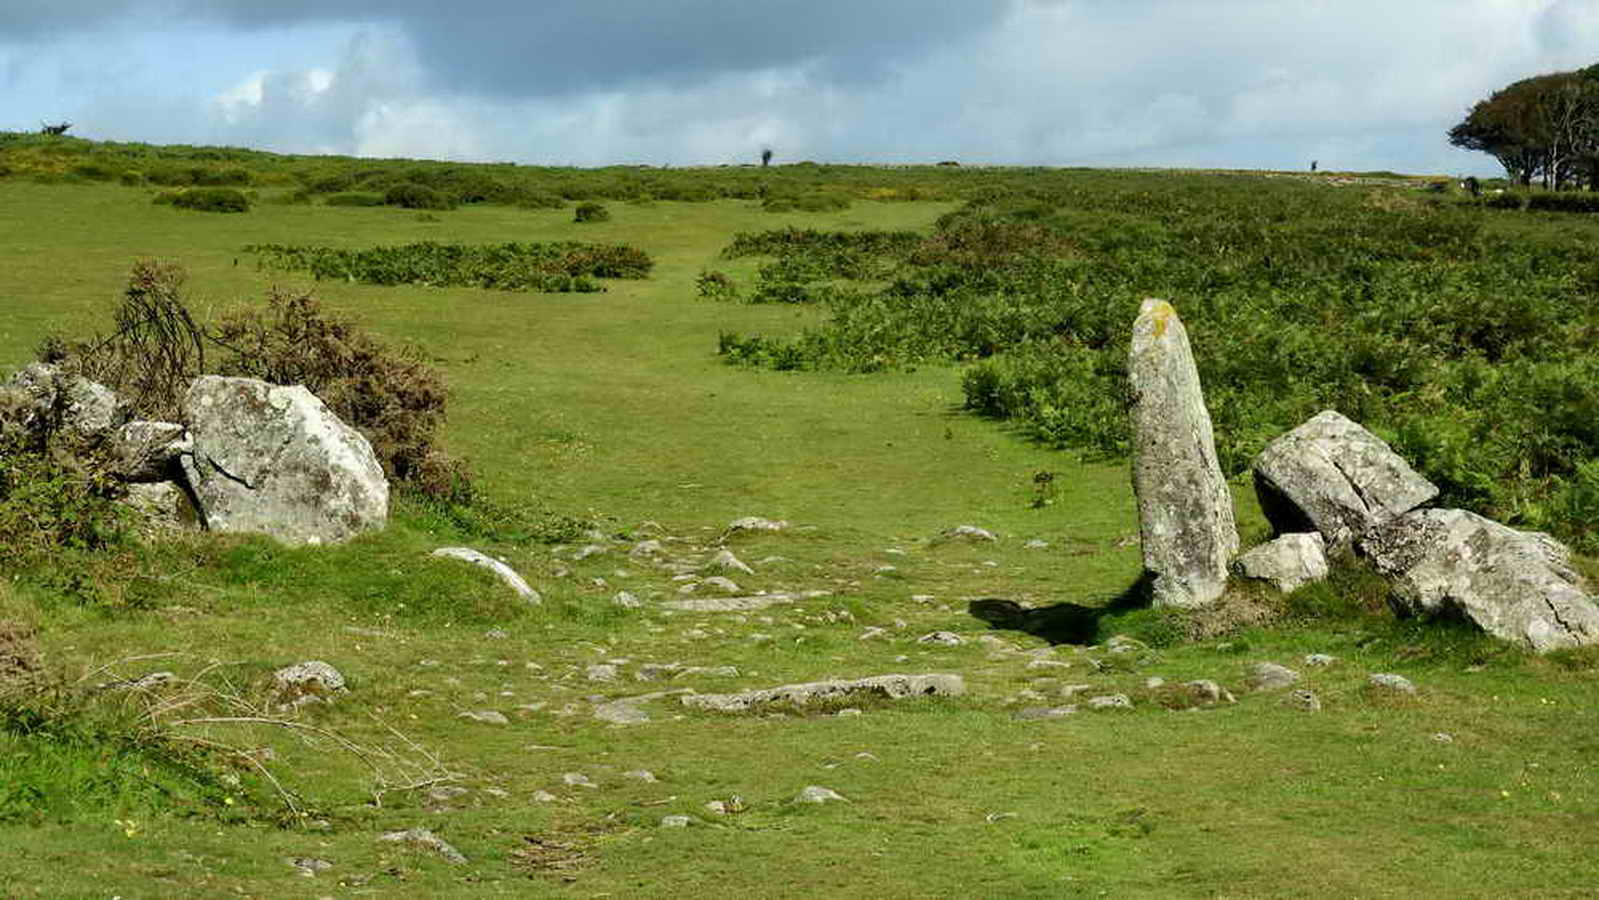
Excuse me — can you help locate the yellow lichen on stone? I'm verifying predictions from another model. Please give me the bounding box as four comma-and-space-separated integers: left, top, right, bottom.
1148, 300, 1175, 338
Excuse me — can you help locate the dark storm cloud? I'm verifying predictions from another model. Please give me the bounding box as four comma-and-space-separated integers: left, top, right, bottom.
3, 1, 1009, 96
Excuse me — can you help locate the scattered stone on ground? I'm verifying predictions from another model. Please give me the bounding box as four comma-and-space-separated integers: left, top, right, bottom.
377, 828, 467, 864
1432, 733, 1455, 744
562, 772, 598, 789
1285, 689, 1322, 712
1368, 673, 1417, 694
532, 790, 557, 803
1127, 298, 1238, 609
430, 547, 541, 602
942, 525, 998, 542
1363, 508, 1599, 652
6, 362, 126, 441
272, 660, 346, 708
1027, 658, 1071, 671
795, 785, 847, 804
1244, 662, 1300, 692
1014, 706, 1078, 720
1232, 533, 1329, 593
1182, 680, 1236, 705
1023, 539, 1049, 550
917, 631, 963, 646
586, 664, 619, 683
708, 548, 755, 575
593, 689, 693, 724
181, 375, 388, 545
623, 770, 658, 783
681, 673, 964, 713
663, 590, 830, 613
613, 591, 643, 609
458, 710, 509, 725
660, 815, 692, 828
1304, 653, 1338, 667
1087, 694, 1133, 710
726, 516, 788, 534
1252, 409, 1437, 545
285, 857, 333, 877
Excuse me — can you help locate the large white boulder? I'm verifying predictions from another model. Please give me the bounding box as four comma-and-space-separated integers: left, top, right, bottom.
180, 376, 387, 545
1363, 508, 1599, 653
1127, 299, 1238, 608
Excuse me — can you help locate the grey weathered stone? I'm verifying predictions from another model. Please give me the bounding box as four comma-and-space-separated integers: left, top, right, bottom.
727, 516, 788, 534
681, 673, 964, 713
707, 548, 754, 575
1303, 653, 1338, 667
273, 660, 347, 708
181, 376, 388, 545
1014, 705, 1078, 720
1127, 299, 1238, 608
7, 363, 127, 441
662, 590, 830, 612
110, 421, 189, 481
119, 481, 199, 533
943, 524, 998, 542
430, 547, 541, 602
1363, 508, 1599, 652
1285, 689, 1322, 712
1181, 680, 1236, 705
377, 827, 466, 864
1244, 662, 1300, 692
1087, 694, 1133, 710
660, 815, 692, 828
917, 631, 963, 646
1233, 533, 1329, 593
458, 709, 509, 725
1253, 410, 1437, 544
1368, 673, 1417, 694
795, 785, 847, 804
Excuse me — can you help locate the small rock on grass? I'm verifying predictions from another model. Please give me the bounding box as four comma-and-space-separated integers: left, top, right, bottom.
532, 790, 558, 803
1304, 653, 1338, 667
795, 785, 847, 804
727, 516, 788, 534
1285, 689, 1322, 712
377, 828, 466, 865
708, 548, 755, 575
613, 591, 643, 609
562, 772, 598, 789
1014, 706, 1077, 720
660, 815, 692, 828
1087, 694, 1133, 710
918, 631, 963, 646
623, 770, 658, 783
942, 525, 998, 542
458, 709, 508, 725
1245, 662, 1300, 692
1368, 673, 1417, 694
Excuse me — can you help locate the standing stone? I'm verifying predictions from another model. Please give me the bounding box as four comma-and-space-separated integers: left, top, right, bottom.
180, 376, 387, 545
1363, 508, 1599, 652
1252, 410, 1436, 545
1128, 299, 1238, 608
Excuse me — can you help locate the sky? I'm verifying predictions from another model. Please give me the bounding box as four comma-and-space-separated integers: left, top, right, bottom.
4, 0, 1599, 174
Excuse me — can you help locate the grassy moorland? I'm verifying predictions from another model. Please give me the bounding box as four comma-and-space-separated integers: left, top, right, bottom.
1, 142, 1597, 898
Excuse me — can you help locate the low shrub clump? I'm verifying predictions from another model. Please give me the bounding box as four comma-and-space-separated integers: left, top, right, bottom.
324, 191, 385, 207
573, 202, 610, 223
164, 188, 250, 213
243, 241, 653, 292
383, 182, 455, 211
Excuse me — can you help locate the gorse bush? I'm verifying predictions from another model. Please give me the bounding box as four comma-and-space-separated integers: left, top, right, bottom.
324, 191, 385, 207
167, 188, 250, 212
383, 182, 454, 211
243, 241, 653, 292
573, 202, 610, 223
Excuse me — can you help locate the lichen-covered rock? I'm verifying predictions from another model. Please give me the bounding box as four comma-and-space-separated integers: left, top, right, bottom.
1253, 410, 1437, 544
1362, 508, 1599, 652
1127, 299, 1238, 608
110, 421, 189, 482
273, 660, 346, 708
180, 376, 387, 545
119, 481, 200, 533
6, 362, 127, 441
1232, 533, 1329, 593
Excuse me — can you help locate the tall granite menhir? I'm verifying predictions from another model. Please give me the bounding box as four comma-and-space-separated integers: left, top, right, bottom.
1128, 299, 1238, 608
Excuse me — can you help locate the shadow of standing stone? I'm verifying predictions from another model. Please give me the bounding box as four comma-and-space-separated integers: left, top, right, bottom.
1127, 299, 1237, 608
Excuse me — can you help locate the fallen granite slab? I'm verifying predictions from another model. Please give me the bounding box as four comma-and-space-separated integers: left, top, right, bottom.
681, 673, 965, 712
1232, 532, 1329, 593
1253, 410, 1437, 544
431, 547, 541, 603
1362, 508, 1599, 652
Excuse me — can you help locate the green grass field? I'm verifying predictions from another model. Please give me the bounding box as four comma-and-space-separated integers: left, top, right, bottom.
1, 171, 1597, 898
